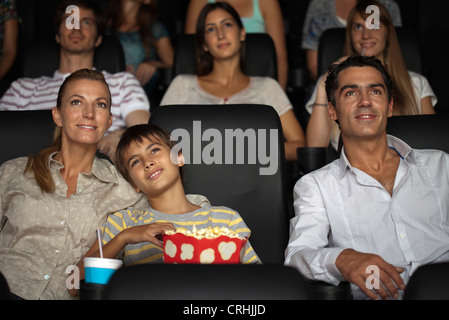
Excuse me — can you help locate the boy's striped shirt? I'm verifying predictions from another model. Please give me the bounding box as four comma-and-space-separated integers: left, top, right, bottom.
102, 205, 261, 265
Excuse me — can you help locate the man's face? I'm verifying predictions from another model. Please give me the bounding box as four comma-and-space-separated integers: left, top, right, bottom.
328, 66, 393, 141
56, 7, 102, 54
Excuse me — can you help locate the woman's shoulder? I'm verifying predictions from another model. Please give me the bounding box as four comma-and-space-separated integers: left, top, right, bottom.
407, 70, 433, 88
250, 76, 281, 88
169, 74, 197, 89
151, 21, 170, 39
173, 74, 196, 82
408, 70, 428, 81
0, 156, 29, 173
250, 76, 287, 97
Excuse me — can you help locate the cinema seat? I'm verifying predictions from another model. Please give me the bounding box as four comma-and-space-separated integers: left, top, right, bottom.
404, 262, 449, 300
0, 110, 55, 165
0, 272, 10, 300
386, 114, 449, 153
104, 264, 310, 300
149, 104, 289, 265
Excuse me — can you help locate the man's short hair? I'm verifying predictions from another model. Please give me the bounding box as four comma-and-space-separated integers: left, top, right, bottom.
53, 0, 106, 39
325, 55, 393, 107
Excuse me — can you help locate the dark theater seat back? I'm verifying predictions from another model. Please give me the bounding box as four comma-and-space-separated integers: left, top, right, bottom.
0, 110, 55, 165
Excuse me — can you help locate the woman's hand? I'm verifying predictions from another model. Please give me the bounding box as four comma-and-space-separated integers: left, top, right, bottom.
135, 62, 158, 86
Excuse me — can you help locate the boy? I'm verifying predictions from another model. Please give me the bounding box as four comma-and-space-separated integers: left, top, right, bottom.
83, 124, 260, 265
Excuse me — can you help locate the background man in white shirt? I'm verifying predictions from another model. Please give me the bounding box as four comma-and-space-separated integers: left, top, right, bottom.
285, 55, 449, 300
0, 0, 150, 163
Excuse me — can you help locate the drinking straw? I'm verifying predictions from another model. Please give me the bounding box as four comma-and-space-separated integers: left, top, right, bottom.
97, 228, 104, 258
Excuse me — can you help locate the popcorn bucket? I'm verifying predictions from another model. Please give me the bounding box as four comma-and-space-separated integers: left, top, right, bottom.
163, 227, 248, 264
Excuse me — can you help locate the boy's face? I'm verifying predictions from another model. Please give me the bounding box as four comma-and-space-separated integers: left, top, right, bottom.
122, 136, 184, 197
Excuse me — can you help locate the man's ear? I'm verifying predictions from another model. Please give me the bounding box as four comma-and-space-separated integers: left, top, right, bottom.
328, 102, 338, 121
387, 98, 394, 118
55, 34, 61, 44
94, 35, 103, 48
52, 107, 63, 127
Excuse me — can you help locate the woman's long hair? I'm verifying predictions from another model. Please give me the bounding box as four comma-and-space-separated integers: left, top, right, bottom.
343, 0, 419, 115
108, 0, 159, 62
195, 2, 246, 76
25, 69, 111, 193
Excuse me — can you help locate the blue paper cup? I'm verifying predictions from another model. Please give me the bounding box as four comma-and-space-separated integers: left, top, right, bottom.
84, 257, 123, 285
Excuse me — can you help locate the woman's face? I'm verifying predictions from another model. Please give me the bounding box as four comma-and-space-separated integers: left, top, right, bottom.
53, 79, 112, 147
202, 8, 245, 61
351, 12, 388, 60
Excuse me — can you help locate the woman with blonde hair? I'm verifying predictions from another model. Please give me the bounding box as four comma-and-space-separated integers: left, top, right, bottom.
0, 69, 149, 299
306, 0, 436, 151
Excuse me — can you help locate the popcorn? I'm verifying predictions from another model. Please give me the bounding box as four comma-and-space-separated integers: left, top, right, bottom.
165, 225, 246, 240
163, 226, 248, 264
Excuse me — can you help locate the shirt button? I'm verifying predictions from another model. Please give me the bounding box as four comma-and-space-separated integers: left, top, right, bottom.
400, 232, 406, 238
44, 275, 50, 280
55, 249, 60, 254
77, 189, 82, 194
61, 221, 66, 226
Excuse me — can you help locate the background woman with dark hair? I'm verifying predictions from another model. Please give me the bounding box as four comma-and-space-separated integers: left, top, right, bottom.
161, 2, 305, 161
107, 0, 174, 99
185, 0, 289, 91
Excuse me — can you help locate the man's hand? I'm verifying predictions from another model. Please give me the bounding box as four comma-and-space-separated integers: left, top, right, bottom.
335, 249, 405, 300
98, 129, 125, 164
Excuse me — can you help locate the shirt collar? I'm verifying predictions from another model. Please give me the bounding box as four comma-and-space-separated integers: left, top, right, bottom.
48, 151, 119, 184
53, 67, 97, 79
53, 70, 68, 80
338, 134, 414, 180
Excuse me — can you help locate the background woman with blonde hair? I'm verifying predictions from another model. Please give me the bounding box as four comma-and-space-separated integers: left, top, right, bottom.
305, 0, 436, 151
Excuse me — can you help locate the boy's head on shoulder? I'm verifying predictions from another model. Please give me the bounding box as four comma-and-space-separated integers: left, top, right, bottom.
115, 124, 185, 196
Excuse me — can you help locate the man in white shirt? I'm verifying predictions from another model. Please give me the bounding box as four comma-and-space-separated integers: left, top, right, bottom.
285, 55, 449, 300
0, 0, 150, 163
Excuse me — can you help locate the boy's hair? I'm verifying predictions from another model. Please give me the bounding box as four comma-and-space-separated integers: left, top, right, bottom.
325, 55, 393, 107
115, 124, 185, 185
